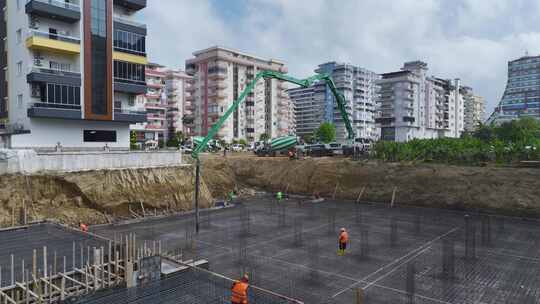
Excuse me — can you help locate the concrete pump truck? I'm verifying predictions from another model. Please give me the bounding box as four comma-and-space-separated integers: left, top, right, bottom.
189, 70, 358, 232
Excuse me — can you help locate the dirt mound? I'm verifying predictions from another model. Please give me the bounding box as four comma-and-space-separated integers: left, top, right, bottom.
0, 166, 217, 227
225, 156, 540, 217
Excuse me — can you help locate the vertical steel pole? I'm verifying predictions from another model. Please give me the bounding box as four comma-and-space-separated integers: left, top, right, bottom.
195, 158, 201, 234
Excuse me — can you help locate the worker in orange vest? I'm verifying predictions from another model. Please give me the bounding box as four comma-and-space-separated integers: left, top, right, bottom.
338, 227, 349, 256
231, 274, 249, 304
79, 222, 88, 233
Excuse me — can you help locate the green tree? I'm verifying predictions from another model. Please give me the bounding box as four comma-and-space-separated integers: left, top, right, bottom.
130, 131, 138, 150
315, 122, 336, 143
166, 135, 180, 148
238, 139, 248, 146
259, 133, 270, 141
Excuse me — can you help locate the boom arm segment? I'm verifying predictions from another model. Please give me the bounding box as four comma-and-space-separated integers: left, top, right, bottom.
191, 70, 355, 159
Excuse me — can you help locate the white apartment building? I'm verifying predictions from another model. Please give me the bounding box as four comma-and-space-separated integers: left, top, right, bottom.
185, 46, 294, 142
1, 0, 148, 150
462, 86, 485, 132
376, 61, 464, 142
288, 62, 380, 142
165, 69, 193, 138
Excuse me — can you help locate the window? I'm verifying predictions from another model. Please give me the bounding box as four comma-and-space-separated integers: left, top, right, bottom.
83, 130, 117, 142
113, 30, 146, 54
113, 61, 145, 83
16, 29, 22, 44
17, 61, 22, 76
46, 83, 81, 105
16, 0, 21, 10
17, 94, 23, 108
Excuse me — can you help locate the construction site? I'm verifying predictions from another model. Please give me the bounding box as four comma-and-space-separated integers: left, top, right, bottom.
0, 154, 539, 304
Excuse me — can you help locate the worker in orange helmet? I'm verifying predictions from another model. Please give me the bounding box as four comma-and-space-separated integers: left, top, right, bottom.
79, 222, 88, 233
231, 273, 249, 304
338, 227, 349, 256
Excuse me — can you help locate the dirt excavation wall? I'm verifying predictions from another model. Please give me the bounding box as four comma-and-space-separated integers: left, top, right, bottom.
219, 157, 540, 217
0, 166, 221, 227
0, 156, 539, 226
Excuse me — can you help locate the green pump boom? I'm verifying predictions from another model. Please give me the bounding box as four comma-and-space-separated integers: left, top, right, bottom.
191, 70, 355, 159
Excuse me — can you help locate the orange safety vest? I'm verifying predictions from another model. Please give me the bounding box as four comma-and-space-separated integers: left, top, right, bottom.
339, 231, 349, 244
231, 281, 249, 304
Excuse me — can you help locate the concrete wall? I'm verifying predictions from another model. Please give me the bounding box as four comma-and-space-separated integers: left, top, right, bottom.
0, 149, 184, 174
11, 119, 131, 149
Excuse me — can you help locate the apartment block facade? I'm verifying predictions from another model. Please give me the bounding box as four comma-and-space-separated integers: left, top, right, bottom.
462, 86, 485, 132
288, 62, 379, 142
165, 69, 193, 138
185, 46, 294, 142
489, 54, 540, 124
1, 0, 148, 150
376, 61, 464, 142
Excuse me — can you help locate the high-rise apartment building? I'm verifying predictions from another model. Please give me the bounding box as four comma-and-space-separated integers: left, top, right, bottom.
288, 62, 379, 142
489, 54, 540, 124
1, 0, 148, 150
376, 61, 464, 142
462, 86, 485, 132
185, 46, 294, 142
164, 69, 193, 138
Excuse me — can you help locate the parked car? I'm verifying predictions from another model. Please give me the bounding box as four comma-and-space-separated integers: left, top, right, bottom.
326, 142, 343, 155
231, 144, 243, 152
144, 140, 159, 150
306, 144, 333, 157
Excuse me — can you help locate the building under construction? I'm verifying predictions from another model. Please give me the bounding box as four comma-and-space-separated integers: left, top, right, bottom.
0, 193, 539, 304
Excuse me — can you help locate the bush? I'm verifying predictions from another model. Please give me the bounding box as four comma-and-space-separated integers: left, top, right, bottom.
373, 119, 540, 166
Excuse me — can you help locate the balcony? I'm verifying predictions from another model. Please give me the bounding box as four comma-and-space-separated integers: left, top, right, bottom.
113, 108, 146, 123
113, 0, 146, 11
208, 71, 227, 80
208, 91, 228, 99
26, 30, 80, 54
145, 124, 166, 131
27, 102, 82, 120
113, 52, 147, 65
27, 66, 81, 86
26, 0, 81, 23
147, 113, 166, 120
208, 81, 228, 90
145, 102, 166, 110
114, 78, 146, 94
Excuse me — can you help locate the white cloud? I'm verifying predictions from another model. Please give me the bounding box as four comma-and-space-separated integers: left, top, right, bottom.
142, 0, 540, 117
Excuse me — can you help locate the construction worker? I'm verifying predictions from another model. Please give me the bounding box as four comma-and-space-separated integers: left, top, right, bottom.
79, 222, 88, 233
231, 274, 249, 304
287, 149, 295, 160
276, 191, 283, 203
338, 227, 349, 256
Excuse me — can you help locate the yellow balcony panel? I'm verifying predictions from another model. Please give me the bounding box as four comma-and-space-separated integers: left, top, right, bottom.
113, 52, 148, 65
26, 36, 80, 55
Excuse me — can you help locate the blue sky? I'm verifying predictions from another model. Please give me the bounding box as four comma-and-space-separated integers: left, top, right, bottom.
141, 0, 540, 117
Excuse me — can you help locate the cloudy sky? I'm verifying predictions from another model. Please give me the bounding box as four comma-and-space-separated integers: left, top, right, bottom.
141, 0, 540, 117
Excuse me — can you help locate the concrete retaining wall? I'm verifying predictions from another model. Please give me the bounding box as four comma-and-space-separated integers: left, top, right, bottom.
0, 149, 184, 174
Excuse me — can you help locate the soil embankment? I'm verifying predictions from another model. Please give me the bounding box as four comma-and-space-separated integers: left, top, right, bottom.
217, 156, 540, 217
0, 166, 218, 227
0, 155, 539, 226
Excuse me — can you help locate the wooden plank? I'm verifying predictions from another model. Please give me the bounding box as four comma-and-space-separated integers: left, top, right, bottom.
391, 186, 397, 207
15, 283, 38, 299
356, 187, 366, 203
59, 273, 87, 288
0, 290, 16, 304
